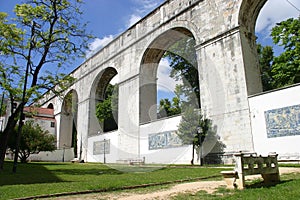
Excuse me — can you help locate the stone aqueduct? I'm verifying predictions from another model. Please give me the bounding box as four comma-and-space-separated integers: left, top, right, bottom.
38, 0, 267, 163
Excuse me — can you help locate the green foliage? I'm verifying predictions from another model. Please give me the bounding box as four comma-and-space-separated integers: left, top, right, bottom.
258, 17, 300, 90
177, 107, 206, 147
96, 84, 118, 126
0, 0, 93, 169
158, 97, 181, 118
164, 37, 200, 107
157, 37, 199, 119
270, 17, 300, 88
0, 0, 92, 103
257, 44, 274, 91
177, 106, 217, 165
7, 120, 55, 163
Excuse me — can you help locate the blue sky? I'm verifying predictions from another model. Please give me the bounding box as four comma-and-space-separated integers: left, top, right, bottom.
0, 0, 299, 100
1, 0, 299, 68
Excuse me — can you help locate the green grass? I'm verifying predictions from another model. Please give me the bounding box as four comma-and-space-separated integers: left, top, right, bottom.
172, 173, 300, 200
2, 162, 300, 200
0, 161, 224, 200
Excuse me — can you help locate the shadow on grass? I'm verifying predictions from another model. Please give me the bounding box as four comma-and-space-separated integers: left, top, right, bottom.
0, 161, 122, 186
53, 167, 123, 175
0, 161, 63, 186
246, 179, 292, 189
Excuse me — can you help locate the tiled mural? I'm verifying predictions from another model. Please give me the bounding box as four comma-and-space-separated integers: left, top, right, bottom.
93, 139, 110, 155
148, 131, 183, 150
264, 104, 300, 138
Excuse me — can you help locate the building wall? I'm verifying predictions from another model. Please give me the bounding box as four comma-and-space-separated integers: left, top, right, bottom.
249, 84, 300, 158
29, 118, 55, 136
35, 0, 269, 163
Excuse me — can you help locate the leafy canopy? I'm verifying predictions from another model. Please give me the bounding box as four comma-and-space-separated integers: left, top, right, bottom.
258, 17, 300, 90
0, 0, 93, 104
96, 84, 118, 122
0, 0, 93, 170
8, 120, 56, 163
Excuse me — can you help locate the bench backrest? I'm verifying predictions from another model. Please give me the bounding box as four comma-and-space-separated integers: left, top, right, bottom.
235, 153, 279, 176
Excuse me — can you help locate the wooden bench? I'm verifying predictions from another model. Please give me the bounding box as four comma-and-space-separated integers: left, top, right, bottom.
221, 152, 280, 189
278, 154, 300, 164
117, 157, 145, 165
129, 157, 145, 165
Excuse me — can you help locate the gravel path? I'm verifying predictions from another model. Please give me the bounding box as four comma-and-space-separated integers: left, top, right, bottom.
44, 167, 300, 200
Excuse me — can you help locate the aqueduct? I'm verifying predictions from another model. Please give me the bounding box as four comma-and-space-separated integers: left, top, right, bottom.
38, 0, 267, 163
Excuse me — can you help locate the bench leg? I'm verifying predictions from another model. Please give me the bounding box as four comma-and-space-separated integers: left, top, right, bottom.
223, 176, 236, 189
236, 173, 246, 189
222, 172, 239, 189
262, 173, 280, 184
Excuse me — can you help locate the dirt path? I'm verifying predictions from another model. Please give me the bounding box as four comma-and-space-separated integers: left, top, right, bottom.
45, 167, 300, 200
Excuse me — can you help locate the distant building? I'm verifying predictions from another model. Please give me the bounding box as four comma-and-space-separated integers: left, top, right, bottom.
23, 107, 56, 137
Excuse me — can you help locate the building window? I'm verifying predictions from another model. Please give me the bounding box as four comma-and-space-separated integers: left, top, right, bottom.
50, 122, 55, 128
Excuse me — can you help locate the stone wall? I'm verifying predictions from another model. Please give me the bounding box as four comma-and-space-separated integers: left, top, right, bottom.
249, 84, 300, 158
35, 0, 269, 163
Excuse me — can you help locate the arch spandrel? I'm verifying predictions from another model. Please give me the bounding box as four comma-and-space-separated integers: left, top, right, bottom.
89, 67, 118, 101
139, 27, 198, 123
238, 0, 268, 33
88, 67, 119, 136
36, 0, 273, 162
59, 89, 79, 154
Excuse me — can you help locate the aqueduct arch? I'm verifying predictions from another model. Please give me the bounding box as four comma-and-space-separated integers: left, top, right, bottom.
38, 0, 274, 163
140, 27, 199, 123
59, 90, 78, 154
88, 67, 119, 136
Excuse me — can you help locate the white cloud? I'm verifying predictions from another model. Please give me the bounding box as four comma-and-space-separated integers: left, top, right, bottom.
125, 0, 164, 28
132, 0, 163, 14
127, 14, 142, 27
86, 35, 114, 58
86, 1, 164, 58
256, 0, 300, 33
157, 58, 182, 93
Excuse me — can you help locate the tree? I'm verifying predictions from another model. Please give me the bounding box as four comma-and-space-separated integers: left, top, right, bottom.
96, 84, 118, 132
0, 0, 93, 170
157, 37, 200, 119
164, 37, 200, 108
158, 97, 181, 118
8, 120, 56, 163
257, 44, 274, 91
257, 17, 300, 91
176, 106, 211, 165
270, 17, 300, 88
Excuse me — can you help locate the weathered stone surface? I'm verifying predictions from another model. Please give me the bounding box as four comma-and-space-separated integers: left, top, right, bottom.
37, 0, 266, 163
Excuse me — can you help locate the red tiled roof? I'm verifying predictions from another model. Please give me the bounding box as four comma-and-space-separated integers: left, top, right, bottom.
24, 107, 54, 117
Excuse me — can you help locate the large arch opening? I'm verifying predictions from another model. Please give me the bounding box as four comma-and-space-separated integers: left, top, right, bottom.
91, 67, 118, 133
140, 27, 200, 123
239, 0, 300, 93
59, 90, 78, 157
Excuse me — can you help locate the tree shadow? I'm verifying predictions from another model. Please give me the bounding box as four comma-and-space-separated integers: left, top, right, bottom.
0, 162, 63, 186
201, 123, 227, 165
246, 179, 292, 189
0, 161, 122, 186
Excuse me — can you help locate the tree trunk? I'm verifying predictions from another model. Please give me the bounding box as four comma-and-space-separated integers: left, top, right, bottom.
200, 145, 203, 166
20, 151, 29, 163
0, 109, 20, 170
191, 143, 195, 165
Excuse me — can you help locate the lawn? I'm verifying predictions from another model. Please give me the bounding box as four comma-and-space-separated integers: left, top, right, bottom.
2, 162, 300, 200
173, 170, 300, 200
0, 161, 224, 200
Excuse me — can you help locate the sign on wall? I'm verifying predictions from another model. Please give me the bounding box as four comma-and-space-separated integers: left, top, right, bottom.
93, 139, 110, 155
265, 104, 300, 138
148, 131, 182, 150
